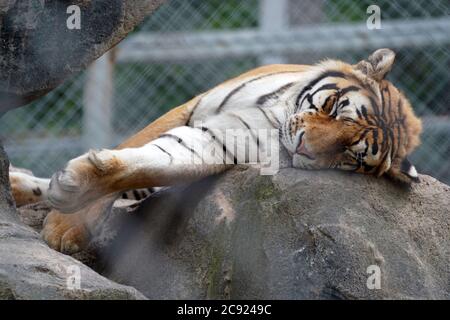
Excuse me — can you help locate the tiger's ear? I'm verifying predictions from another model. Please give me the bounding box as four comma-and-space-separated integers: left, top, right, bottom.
355, 48, 396, 81
387, 157, 420, 184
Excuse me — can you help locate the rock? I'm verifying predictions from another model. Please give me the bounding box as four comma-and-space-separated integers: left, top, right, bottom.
0, 145, 146, 299
0, 224, 147, 300
9, 165, 450, 299
0, 0, 168, 300
0, 0, 166, 111
16, 201, 50, 231
95, 167, 449, 299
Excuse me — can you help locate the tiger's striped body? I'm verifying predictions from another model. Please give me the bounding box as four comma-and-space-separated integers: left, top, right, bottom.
120, 188, 156, 202
10, 49, 422, 253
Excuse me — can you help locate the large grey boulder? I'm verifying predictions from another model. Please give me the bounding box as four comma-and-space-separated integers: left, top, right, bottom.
0, 146, 145, 299
97, 167, 449, 299
0, 0, 166, 299
0, 0, 166, 111
17, 166, 450, 299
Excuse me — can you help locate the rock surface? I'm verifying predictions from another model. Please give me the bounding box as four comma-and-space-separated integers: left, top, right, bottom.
0, 146, 146, 300
0, 0, 166, 111
0, 0, 167, 298
17, 166, 450, 299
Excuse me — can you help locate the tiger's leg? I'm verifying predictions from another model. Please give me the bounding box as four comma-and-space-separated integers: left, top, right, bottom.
41, 101, 199, 253
48, 126, 228, 213
42, 193, 118, 253
43, 126, 228, 253
9, 171, 50, 207
42, 188, 155, 253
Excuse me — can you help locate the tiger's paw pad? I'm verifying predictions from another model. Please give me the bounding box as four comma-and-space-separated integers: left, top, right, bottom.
41, 211, 90, 254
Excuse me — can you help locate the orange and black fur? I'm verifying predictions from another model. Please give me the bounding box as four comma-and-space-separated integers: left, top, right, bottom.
9, 49, 422, 253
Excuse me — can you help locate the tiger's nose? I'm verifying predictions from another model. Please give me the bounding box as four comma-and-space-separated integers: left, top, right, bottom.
296, 132, 315, 160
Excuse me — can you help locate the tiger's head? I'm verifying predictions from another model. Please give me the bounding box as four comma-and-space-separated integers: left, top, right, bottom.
281, 49, 422, 183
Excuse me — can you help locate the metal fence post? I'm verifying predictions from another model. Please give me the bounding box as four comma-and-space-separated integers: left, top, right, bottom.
82, 51, 115, 150
259, 0, 288, 65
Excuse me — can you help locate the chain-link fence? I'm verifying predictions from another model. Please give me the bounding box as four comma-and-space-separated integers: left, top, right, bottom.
1, 0, 449, 183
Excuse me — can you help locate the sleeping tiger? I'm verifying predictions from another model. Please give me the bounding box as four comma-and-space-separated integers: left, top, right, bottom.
9, 48, 422, 254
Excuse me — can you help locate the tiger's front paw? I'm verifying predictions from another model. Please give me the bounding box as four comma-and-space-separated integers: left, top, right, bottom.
48, 149, 124, 213
41, 210, 90, 254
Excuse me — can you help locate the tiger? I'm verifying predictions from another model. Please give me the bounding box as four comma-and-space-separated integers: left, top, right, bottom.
9, 48, 422, 254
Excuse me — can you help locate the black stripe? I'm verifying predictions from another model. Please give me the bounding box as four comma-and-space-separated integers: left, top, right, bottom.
360, 105, 375, 126
121, 192, 128, 199
347, 73, 378, 98
372, 129, 379, 155
230, 113, 251, 130
159, 133, 200, 158
395, 123, 401, 158
230, 113, 262, 163
229, 113, 260, 148
342, 116, 357, 124
160, 133, 181, 143
257, 106, 278, 128
216, 71, 299, 113
223, 144, 238, 165
400, 157, 412, 173
295, 71, 346, 111
198, 126, 237, 165
256, 82, 295, 106
380, 86, 387, 117
363, 139, 369, 157
382, 88, 394, 158
300, 82, 339, 112
380, 121, 390, 155
153, 143, 173, 164
216, 83, 247, 113
368, 96, 381, 117
396, 99, 404, 155
268, 108, 281, 126
363, 163, 375, 172
375, 151, 390, 176
338, 99, 350, 111
306, 94, 318, 110
361, 105, 368, 118
187, 95, 205, 126
199, 126, 218, 141
356, 107, 362, 119
339, 85, 360, 96
132, 190, 142, 201
350, 128, 371, 146
385, 88, 397, 159
397, 97, 404, 123
388, 127, 395, 159
301, 83, 339, 110
312, 83, 339, 96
